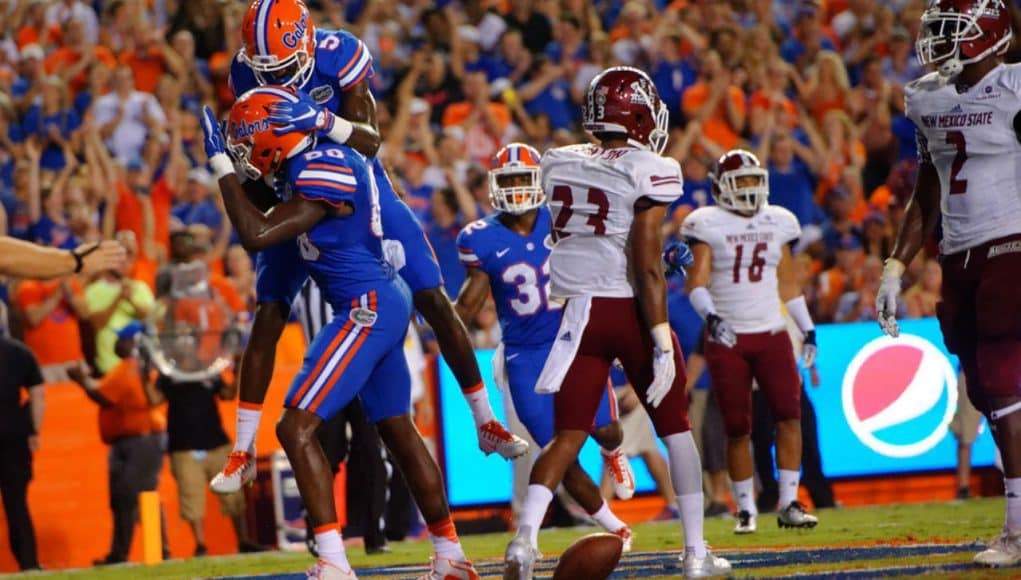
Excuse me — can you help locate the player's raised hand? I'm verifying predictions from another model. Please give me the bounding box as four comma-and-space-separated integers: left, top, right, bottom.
200, 106, 227, 160
267, 90, 332, 136
802, 329, 817, 368
706, 313, 737, 348
876, 258, 904, 337
647, 347, 676, 408
663, 241, 694, 278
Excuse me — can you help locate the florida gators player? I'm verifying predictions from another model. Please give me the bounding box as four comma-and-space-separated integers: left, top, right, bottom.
503, 67, 730, 579
681, 149, 819, 534
879, 0, 1021, 566
213, 0, 525, 495
453, 143, 636, 549
202, 90, 480, 580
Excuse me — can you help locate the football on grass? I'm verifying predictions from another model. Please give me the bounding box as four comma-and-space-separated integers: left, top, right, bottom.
552, 533, 624, 580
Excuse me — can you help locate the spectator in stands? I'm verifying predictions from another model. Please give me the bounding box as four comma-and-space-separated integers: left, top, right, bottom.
503, 0, 553, 55
518, 56, 574, 131
816, 233, 864, 323
442, 70, 511, 164
141, 361, 261, 556
85, 231, 154, 374
12, 43, 46, 114
44, 19, 116, 94
14, 273, 89, 384
93, 65, 165, 163
861, 210, 891, 260
427, 187, 477, 298
67, 323, 169, 565
781, 6, 836, 71
903, 258, 941, 319
22, 76, 79, 173
682, 49, 746, 151
0, 330, 44, 571
46, 0, 99, 45
171, 168, 222, 233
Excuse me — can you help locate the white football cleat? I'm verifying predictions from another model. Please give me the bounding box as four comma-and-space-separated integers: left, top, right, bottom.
503, 527, 540, 580
305, 559, 356, 579
478, 420, 529, 459
974, 527, 1021, 567
777, 501, 818, 529
612, 525, 633, 553
681, 548, 732, 578
734, 510, 757, 534
210, 450, 256, 494
416, 556, 481, 580
602, 448, 636, 500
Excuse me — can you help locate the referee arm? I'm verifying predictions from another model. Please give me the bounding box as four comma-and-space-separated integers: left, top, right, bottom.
0, 238, 126, 279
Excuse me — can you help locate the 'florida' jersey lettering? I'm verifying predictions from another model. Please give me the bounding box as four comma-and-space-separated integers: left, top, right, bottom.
456, 207, 562, 347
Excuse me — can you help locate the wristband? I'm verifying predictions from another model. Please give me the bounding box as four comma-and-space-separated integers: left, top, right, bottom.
651, 323, 672, 352
882, 258, 906, 279
784, 295, 815, 334
71, 244, 99, 273
325, 113, 354, 144
688, 286, 717, 320
209, 153, 235, 180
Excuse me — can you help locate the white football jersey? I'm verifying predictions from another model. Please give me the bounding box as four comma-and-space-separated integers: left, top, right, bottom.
681, 205, 801, 333
542, 144, 684, 299
905, 63, 1021, 255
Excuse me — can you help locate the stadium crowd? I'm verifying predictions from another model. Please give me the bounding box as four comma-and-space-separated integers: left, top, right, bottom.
0, 0, 989, 569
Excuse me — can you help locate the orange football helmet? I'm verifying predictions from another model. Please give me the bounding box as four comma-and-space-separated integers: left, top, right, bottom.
489, 143, 544, 214
226, 87, 315, 180
241, 0, 317, 87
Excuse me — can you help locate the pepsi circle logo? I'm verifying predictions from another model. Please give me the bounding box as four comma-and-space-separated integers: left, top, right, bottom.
841, 335, 957, 458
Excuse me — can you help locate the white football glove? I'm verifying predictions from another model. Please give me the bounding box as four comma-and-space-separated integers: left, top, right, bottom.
876, 259, 905, 337
706, 314, 737, 348
646, 347, 676, 408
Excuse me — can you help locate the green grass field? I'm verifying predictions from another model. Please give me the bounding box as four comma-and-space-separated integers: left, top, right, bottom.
11, 498, 1016, 579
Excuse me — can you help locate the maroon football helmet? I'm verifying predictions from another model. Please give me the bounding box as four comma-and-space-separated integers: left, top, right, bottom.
712, 149, 769, 215
583, 66, 669, 154
917, 0, 1012, 78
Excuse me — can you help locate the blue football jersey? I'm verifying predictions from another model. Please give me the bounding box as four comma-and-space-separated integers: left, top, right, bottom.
230, 28, 374, 112
456, 207, 562, 348
283, 143, 392, 307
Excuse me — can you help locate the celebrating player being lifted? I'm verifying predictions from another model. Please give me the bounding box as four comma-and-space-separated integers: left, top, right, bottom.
680, 150, 819, 534
212, 0, 526, 498
879, 0, 1021, 566
503, 67, 730, 580
454, 143, 637, 550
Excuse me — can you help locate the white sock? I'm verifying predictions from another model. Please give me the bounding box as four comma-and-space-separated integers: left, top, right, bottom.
733, 478, 757, 515
465, 383, 495, 427
233, 406, 262, 453
1006, 478, 1021, 531
314, 527, 350, 571
519, 484, 553, 547
590, 500, 627, 533
678, 493, 706, 558
778, 469, 801, 507
427, 518, 467, 561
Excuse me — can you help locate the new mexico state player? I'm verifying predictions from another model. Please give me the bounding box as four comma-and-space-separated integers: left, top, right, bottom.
681, 149, 819, 535
879, 0, 1021, 566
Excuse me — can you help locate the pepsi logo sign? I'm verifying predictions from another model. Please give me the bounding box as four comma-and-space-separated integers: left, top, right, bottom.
841, 335, 957, 459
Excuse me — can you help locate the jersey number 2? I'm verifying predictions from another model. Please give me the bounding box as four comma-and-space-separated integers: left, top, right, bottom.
946, 130, 967, 195
551, 185, 609, 240
732, 242, 767, 284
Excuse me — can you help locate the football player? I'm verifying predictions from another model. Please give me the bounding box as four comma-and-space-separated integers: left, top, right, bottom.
454, 143, 636, 550
212, 0, 525, 496
681, 149, 819, 534
201, 91, 480, 580
502, 67, 731, 580
880, 0, 1021, 566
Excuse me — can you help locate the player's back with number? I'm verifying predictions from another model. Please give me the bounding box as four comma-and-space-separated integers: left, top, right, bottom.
906, 64, 1021, 253
283, 143, 390, 306
542, 144, 683, 299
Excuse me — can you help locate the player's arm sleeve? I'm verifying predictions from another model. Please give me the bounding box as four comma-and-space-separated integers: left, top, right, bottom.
903, 86, 933, 165
779, 208, 803, 245
679, 212, 711, 247
455, 225, 486, 269
638, 157, 685, 205
327, 34, 375, 91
